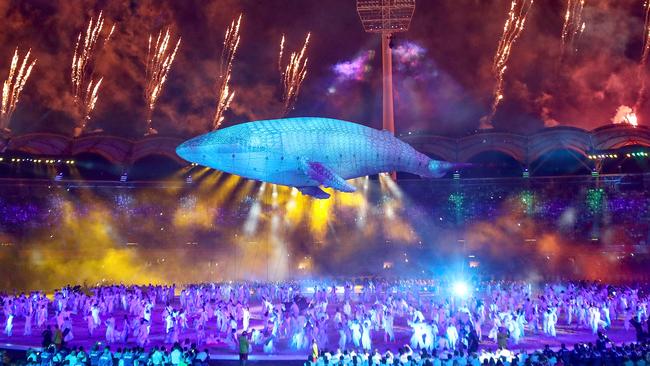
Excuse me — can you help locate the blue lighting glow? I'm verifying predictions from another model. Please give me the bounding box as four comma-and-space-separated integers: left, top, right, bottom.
452, 281, 470, 298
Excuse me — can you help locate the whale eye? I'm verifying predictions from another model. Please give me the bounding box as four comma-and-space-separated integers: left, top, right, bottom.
231, 154, 235, 158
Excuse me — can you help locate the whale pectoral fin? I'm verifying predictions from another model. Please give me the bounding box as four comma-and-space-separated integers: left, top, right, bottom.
300, 160, 357, 193
296, 186, 331, 199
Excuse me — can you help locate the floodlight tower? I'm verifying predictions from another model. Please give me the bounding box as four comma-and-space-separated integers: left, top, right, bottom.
357, 0, 416, 136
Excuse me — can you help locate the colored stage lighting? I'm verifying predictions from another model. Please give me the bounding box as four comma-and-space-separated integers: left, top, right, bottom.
452, 281, 470, 298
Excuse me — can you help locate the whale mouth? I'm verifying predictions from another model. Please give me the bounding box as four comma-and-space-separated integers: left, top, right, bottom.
175, 140, 197, 162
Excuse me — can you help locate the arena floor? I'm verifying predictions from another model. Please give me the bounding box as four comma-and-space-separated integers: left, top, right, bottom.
0, 293, 639, 362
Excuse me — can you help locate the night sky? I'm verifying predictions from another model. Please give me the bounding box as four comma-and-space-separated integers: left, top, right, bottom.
0, 0, 648, 138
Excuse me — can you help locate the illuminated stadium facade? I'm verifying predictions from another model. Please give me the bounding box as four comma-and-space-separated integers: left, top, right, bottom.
402, 124, 650, 166
1, 123, 649, 175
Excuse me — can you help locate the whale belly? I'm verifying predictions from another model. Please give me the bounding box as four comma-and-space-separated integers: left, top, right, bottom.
222, 153, 314, 186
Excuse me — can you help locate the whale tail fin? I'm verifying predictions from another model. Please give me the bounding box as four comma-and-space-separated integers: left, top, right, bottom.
426, 161, 471, 178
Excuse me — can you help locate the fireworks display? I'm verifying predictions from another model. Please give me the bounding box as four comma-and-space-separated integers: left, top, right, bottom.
279, 33, 311, 117
71, 11, 113, 137
212, 14, 242, 131
0, 48, 36, 133
481, 0, 534, 129
559, 0, 586, 63
144, 28, 181, 135
612, 105, 638, 127
3, 2, 650, 135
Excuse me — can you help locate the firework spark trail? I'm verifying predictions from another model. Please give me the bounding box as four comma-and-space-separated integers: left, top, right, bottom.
481, 0, 534, 128
83, 78, 103, 127
105, 24, 116, 45
634, 0, 650, 114
278, 35, 285, 73
213, 14, 242, 131
71, 11, 113, 135
280, 33, 310, 116
559, 0, 586, 63
1, 48, 36, 132
145, 28, 181, 135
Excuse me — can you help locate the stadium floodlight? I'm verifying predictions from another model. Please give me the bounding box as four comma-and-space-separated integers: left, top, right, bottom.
357, 0, 416, 137
357, 0, 416, 33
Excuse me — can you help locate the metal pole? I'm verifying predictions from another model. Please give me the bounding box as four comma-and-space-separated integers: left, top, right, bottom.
381, 32, 397, 180
381, 32, 395, 136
